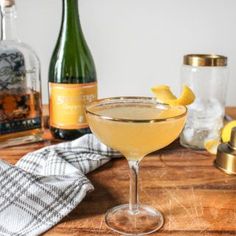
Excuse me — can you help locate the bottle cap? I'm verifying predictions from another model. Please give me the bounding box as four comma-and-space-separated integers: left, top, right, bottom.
215, 127, 236, 175
183, 54, 227, 67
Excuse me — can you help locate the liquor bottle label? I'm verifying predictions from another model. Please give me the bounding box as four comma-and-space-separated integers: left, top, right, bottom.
49, 82, 97, 129
0, 49, 26, 91
0, 92, 42, 135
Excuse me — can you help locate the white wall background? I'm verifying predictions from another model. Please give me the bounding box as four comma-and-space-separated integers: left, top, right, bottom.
15, 0, 236, 105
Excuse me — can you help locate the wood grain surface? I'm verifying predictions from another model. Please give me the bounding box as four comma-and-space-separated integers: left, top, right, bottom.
1, 107, 236, 236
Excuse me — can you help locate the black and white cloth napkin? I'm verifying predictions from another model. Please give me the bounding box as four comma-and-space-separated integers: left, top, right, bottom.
0, 134, 121, 236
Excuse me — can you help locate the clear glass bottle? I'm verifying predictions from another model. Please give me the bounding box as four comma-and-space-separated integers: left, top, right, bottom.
0, 0, 43, 148
180, 54, 229, 149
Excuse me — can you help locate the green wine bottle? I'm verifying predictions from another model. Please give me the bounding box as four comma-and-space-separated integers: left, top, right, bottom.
49, 0, 97, 140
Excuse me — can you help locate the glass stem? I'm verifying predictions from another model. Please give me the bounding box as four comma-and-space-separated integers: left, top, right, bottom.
128, 160, 139, 214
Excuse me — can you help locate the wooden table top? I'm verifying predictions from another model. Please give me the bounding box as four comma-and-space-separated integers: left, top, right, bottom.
1, 107, 236, 236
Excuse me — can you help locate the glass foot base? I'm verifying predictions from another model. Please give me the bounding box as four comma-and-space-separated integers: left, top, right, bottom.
105, 204, 164, 235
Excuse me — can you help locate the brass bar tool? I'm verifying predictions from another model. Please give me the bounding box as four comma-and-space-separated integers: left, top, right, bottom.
215, 127, 236, 175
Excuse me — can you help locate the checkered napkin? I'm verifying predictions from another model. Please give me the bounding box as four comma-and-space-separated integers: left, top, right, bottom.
0, 134, 121, 236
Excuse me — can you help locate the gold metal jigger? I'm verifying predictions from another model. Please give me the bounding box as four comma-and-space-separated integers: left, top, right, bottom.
215, 127, 236, 175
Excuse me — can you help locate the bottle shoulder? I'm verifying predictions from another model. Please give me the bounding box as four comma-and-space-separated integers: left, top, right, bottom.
49, 37, 96, 83
0, 40, 40, 64
52, 36, 93, 60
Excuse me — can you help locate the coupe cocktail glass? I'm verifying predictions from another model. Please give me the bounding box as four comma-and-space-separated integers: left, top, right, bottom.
86, 97, 187, 235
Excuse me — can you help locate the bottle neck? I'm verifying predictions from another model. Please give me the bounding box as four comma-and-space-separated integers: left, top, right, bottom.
1, 4, 19, 41
61, 0, 83, 40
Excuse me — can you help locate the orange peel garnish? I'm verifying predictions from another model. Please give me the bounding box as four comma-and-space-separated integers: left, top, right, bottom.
204, 139, 220, 155
204, 121, 236, 155
151, 85, 195, 106
221, 120, 236, 143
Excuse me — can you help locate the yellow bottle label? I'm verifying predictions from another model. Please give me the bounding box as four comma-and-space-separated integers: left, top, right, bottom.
49, 82, 97, 129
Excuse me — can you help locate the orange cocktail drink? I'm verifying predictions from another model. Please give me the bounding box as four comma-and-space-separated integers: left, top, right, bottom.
86, 97, 187, 235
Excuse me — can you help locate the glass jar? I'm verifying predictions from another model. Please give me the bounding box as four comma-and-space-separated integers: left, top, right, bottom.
180, 54, 229, 149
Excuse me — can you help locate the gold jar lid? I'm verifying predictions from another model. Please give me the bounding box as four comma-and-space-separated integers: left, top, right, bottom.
184, 54, 227, 67
0, 0, 15, 7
